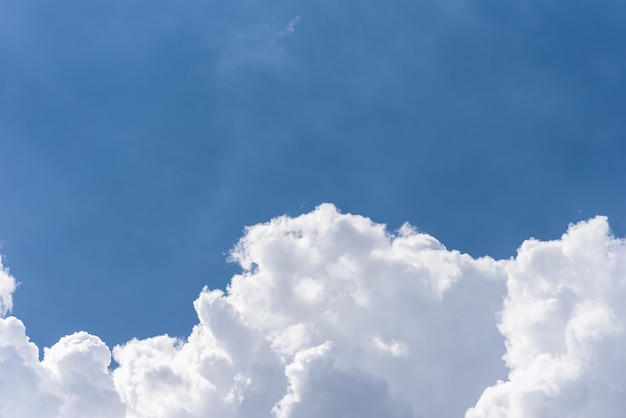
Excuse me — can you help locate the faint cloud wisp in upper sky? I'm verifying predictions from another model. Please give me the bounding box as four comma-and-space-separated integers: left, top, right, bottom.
272, 15, 302, 43
215, 14, 302, 74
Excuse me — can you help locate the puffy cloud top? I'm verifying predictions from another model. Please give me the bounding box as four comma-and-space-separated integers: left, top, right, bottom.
2, 205, 626, 417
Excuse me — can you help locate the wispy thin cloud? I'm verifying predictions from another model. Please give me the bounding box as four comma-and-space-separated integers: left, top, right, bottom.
272, 15, 302, 43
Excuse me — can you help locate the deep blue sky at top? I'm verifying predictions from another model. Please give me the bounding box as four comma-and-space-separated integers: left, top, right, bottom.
1, 0, 625, 349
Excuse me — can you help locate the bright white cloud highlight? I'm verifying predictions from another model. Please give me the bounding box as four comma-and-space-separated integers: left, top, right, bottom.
1, 205, 626, 417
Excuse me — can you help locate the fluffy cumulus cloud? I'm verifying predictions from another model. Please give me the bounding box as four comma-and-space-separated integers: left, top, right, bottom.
467, 217, 626, 418
2, 205, 626, 417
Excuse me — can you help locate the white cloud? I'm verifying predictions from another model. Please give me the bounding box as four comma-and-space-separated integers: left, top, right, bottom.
0, 257, 17, 316
467, 216, 626, 418
0, 317, 124, 418
2, 205, 626, 417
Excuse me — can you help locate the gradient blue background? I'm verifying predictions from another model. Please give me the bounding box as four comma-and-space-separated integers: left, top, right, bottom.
1, 0, 625, 349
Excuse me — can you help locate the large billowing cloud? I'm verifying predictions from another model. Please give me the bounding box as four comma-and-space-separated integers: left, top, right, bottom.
1, 205, 626, 417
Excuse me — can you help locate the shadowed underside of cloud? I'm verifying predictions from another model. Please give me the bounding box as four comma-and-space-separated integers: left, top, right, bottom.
1, 204, 626, 417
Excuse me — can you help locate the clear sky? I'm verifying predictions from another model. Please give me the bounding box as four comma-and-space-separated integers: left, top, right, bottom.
2, 0, 626, 357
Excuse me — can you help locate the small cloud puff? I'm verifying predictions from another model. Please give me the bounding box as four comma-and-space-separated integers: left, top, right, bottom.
1, 205, 626, 417
0, 257, 16, 316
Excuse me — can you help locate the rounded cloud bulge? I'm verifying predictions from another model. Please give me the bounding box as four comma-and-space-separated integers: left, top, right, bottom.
2, 204, 626, 417
467, 216, 626, 418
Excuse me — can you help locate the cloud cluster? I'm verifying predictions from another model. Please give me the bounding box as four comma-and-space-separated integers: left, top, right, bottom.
1, 205, 626, 417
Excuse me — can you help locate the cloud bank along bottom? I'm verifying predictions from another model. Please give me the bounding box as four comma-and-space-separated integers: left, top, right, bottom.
2, 204, 626, 417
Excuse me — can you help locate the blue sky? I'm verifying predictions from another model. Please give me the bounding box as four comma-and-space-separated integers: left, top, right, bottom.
2, 0, 625, 354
